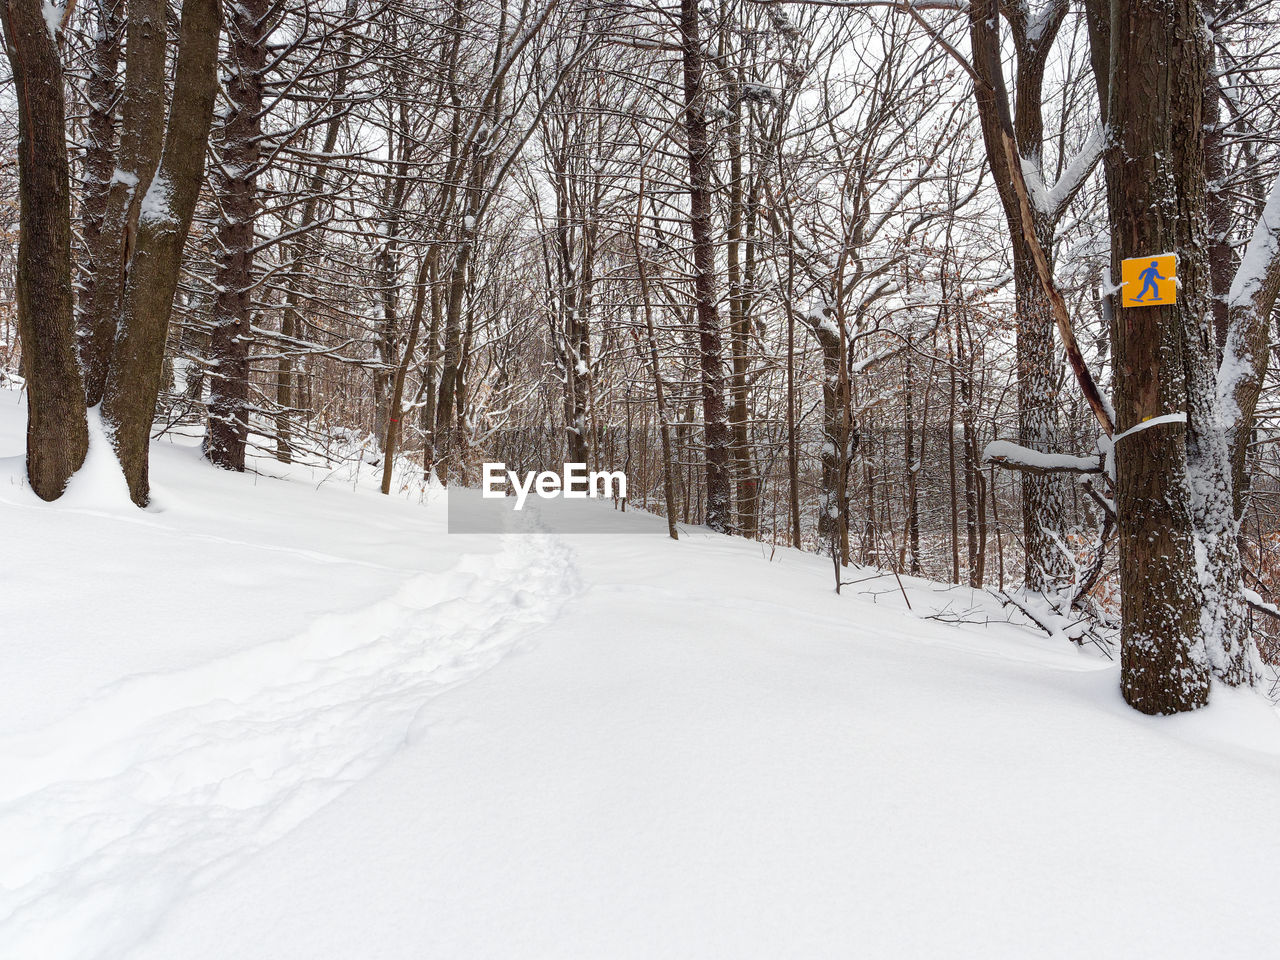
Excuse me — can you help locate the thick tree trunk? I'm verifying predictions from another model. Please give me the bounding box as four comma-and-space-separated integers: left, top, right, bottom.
101, 0, 224, 506
81, 0, 168, 404
680, 0, 732, 534
1, 0, 89, 500
206, 0, 270, 471
1086, 0, 1277, 698
1089, 0, 1211, 713
969, 0, 1074, 594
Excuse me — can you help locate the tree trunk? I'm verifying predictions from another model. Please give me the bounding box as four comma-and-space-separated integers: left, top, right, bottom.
725, 75, 759, 540
680, 0, 732, 534
381, 253, 433, 495
634, 185, 679, 541
206, 0, 270, 471
101, 0, 224, 506
947, 326, 960, 585
812, 321, 849, 562
1088, 0, 1211, 713
81, 0, 168, 404
79, 0, 124, 345
969, 0, 1073, 594
959, 316, 983, 588
904, 342, 921, 576
1, 0, 89, 500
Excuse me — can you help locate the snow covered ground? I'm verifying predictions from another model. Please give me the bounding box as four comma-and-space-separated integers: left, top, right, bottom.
4, 385, 1280, 959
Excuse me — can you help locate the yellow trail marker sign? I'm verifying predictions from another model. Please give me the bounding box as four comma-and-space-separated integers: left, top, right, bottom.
1121, 253, 1177, 308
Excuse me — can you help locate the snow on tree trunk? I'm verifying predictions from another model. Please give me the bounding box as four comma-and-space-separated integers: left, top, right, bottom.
101, 0, 223, 506
1190, 170, 1280, 685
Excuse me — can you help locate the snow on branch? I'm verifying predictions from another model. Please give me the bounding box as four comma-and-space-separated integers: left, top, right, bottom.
1017, 154, 1052, 219
1044, 126, 1104, 221
1017, 127, 1104, 223
983, 439, 1103, 475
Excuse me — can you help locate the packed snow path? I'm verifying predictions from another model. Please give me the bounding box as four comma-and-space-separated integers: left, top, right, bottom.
0, 528, 577, 960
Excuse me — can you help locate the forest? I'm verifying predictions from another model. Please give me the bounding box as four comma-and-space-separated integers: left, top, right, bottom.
2, 0, 1280, 717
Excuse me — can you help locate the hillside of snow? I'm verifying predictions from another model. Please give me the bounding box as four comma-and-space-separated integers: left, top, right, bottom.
4, 385, 1280, 960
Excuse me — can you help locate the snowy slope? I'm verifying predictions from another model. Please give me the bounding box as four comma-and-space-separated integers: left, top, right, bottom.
4, 386, 1280, 960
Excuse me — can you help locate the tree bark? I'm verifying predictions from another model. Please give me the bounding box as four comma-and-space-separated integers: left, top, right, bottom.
101, 0, 224, 506
80, 0, 168, 404
634, 180, 679, 541
206, 0, 271, 471
381, 253, 433, 495
1088, 0, 1211, 713
680, 0, 732, 534
968, 0, 1075, 593
79, 0, 124, 347
1, 0, 89, 500
904, 341, 921, 576
725, 73, 759, 540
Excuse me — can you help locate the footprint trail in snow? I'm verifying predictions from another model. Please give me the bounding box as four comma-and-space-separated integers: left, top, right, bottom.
0, 532, 579, 960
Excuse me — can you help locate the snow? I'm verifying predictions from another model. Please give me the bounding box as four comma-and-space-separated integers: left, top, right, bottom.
138, 172, 174, 226
1042, 126, 1104, 214
983, 437, 1100, 472
110, 169, 139, 189
1018, 128, 1103, 220
1227, 168, 1280, 310
42, 0, 62, 39
4, 386, 1280, 959
1019, 153, 1052, 218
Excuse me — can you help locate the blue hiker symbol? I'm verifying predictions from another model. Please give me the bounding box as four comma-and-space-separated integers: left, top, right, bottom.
1134, 260, 1167, 302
